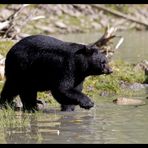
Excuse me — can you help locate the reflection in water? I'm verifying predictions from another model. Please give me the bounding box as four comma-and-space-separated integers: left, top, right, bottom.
2, 107, 120, 144
3, 109, 98, 144
2, 99, 148, 144
5, 115, 39, 144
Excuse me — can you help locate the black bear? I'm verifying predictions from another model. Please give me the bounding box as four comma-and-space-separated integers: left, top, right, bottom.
0, 35, 112, 112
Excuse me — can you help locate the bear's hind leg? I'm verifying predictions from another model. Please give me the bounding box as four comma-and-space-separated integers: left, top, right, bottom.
0, 79, 18, 108
19, 88, 38, 112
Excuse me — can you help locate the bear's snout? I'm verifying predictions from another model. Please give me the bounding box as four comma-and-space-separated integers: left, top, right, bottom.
103, 66, 113, 74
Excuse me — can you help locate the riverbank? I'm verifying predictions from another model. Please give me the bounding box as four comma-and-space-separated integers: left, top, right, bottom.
0, 4, 148, 39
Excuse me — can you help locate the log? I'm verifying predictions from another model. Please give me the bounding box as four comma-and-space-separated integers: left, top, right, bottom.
91, 4, 148, 28
89, 26, 124, 59
113, 97, 146, 106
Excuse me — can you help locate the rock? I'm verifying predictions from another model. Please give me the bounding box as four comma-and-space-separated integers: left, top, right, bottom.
129, 83, 146, 90
11, 97, 48, 111
0, 54, 5, 65
55, 21, 67, 29
0, 21, 9, 30
0, 65, 5, 80
134, 60, 148, 73
120, 81, 147, 91
36, 98, 48, 111
113, 97, 146, 106
92, 22, 101, 30
12, 97, 23, 111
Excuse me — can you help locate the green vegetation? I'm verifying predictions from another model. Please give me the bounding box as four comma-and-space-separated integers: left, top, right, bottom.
83, 60, 145, 97
105, 4, 130, 13
0, 105, 30, 130
37, 92, 59, 108
0, 40, 15, 56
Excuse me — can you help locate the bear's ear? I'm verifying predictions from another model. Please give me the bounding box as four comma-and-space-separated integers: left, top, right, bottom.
75, 45, 94, 55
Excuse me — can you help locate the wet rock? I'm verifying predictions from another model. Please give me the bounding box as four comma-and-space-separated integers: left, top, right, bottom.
129, 83, 146, 90
134, 60, 148, 74
36, 98, 48, 111
113, 97, 146, 106
120, 81, 148, 91
11, 98, 48, 111
12, 97, 23, 111
55, 21, 67, 29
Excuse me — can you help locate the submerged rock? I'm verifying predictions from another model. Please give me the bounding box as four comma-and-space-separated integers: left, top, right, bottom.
36, 98, 48, 111
11, 97, 23, 111
113, 97, 146, 106
12, 98, 48, 111
129, 83, 146, 90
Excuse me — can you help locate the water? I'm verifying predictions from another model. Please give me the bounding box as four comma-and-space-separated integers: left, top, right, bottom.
0, 31, 148, 144
0, 96, 148, 144
56, 30, 148, 64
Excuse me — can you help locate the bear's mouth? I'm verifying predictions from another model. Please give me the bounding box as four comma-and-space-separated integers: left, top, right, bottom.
103, 68, 113, 74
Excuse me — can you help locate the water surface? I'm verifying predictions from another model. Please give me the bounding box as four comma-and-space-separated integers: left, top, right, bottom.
56, 31, 148, 63
0, 95, 148, 144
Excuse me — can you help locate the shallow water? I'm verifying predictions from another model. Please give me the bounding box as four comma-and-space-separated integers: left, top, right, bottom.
0, 31, 148, 144
0, 95, 148, 144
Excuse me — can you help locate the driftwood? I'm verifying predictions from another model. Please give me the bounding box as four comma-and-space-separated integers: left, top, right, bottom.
0, 5, 45, 39
91, 4, 148, 29
0, 5, 29, 39
90, 26, 124, 59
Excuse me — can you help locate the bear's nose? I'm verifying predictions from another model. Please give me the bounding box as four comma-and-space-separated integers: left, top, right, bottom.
103, 67, 113, 75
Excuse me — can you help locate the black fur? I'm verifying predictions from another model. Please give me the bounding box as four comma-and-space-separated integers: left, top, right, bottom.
0, 35, 112, 112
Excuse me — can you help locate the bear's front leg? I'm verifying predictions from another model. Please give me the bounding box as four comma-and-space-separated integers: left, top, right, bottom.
61, 105, 75, 111
60, 82, 84, 112
51, 88, 94, 110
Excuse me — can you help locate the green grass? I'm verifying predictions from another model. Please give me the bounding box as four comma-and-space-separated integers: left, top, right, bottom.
105, 4, 130, 13
0, 40, 15, 56
83, 60, 145, 97
0, 4, 7, 9
0, 105, 30, 129
37, 92, 60, 108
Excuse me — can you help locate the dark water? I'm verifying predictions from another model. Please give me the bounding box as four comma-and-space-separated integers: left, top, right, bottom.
0, 31, 148, 144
